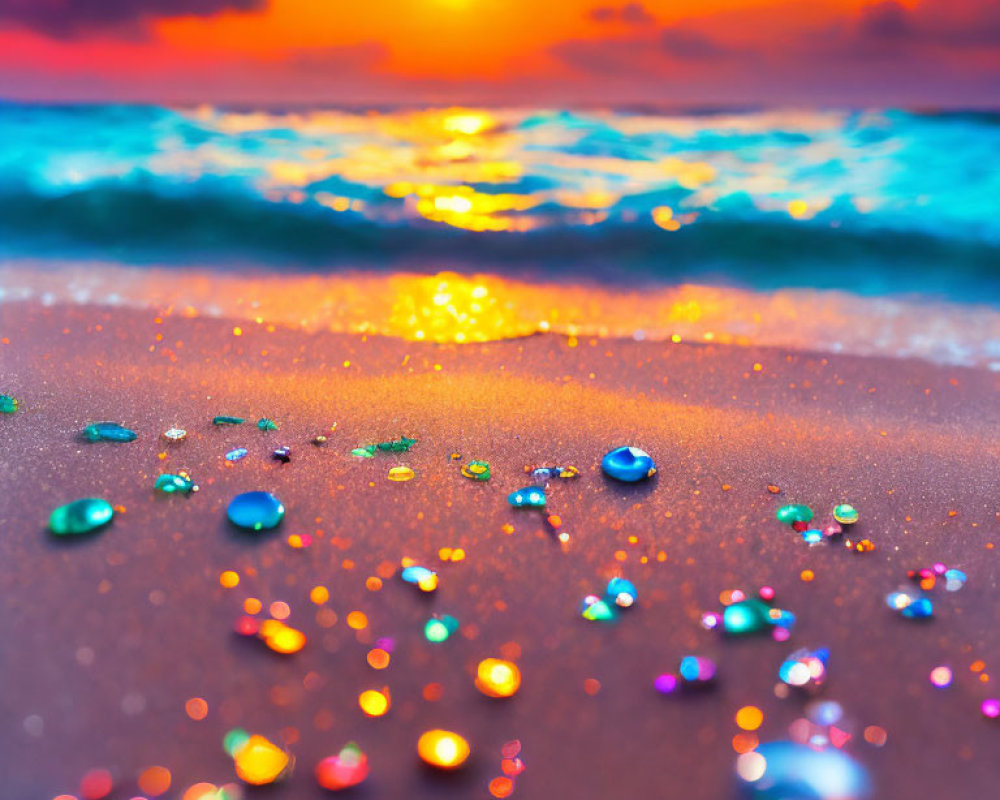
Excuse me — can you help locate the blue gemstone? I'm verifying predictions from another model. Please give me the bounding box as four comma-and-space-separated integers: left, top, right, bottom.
739, 741, 870, 798
508, 487, 546, 507
401, 566, 435, 585
802, 529, 824, 544
225, 447, 249, 462
901, 597, 933, 618
606, 577, 638, 607
601, 446, 656, 482
226, 491, 285, 531
83, 422, 138, 442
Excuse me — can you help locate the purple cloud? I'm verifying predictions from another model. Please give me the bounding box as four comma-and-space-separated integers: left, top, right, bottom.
0, 0, 265, 39
590, 3, 654, 26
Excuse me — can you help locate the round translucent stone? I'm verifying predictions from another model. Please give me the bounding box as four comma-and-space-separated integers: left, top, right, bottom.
508, 487, 546, 507
83, 422, 137, 442
833, 504, 859, 524
227, 491, 285, 531
49, 498, 114, 535
776, 504, 814, 524
601, 446, 656, 482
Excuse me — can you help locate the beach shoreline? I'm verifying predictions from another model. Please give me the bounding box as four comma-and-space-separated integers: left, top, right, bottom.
1, 298, 999, 798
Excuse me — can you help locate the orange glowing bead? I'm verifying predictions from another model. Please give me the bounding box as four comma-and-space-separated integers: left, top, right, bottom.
735, 705, 764, 731
365, 576, 383, 591
185, 697, 209, 721
233, 735, 290, 785
475, 658, 521, 698
269, 601, 291, 620
137, 766, 172, 796
182, 783, 223, 800
489, 776, 515, 798
367, 648, 390, 669
244, 597, 262, 614
347, 611, 368, 630
262, 623, 307, 654
417, 730, 470, 769
800, 569, 815, 582
219, 571, 240, 588
358, 689, 390, 717
310, 585, 329, 604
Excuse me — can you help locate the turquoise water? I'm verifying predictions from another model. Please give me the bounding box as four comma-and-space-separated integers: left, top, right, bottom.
1, 103, 998, 301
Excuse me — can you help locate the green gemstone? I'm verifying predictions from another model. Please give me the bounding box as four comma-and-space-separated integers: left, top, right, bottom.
0, 394, 19, 413
155, 473, 196, 494
212, 416, 245, 426
351, 447, 375, 458
82, 422, 138, 442
833, 504, 859, 525
375, 436, 417, 452
424, 615, 459, 643
49, 498, 114, 535
461, 460, 491, 481
257, 417, 278, 431
776, 504, 813, 524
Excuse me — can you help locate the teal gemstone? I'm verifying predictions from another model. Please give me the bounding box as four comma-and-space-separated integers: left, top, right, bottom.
776, 504, 813, 524
0, 394, 19, 413
49, 498, 114, 535
154, 473, 196, 494
601, 446, 656, 482
257, 417, 278, 431
582, 597, 615, 621
227, 491, 285, 531
508, 487, 546, 508
83, 422, 137, 442
351, 446, 375, 458
213, 416, 245, 426
424, 615, 459, 643
723, 599, 773, 635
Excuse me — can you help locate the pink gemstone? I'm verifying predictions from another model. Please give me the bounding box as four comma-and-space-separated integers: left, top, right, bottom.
759, 586, 775, 601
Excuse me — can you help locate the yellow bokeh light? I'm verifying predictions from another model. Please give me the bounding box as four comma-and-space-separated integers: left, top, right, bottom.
233, 735, 290, 785
475, 658, 521, 698
358, 689, 390, 717
735, 705, 764, 731
417, 729, 470, 769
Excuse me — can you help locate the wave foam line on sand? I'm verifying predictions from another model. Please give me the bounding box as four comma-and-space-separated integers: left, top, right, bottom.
2, 261, 998, 369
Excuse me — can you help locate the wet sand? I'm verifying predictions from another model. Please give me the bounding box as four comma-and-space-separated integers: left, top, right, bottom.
1, 299, 999, 798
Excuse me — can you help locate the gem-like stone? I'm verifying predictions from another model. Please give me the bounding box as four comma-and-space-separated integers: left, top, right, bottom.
233, 735, 289, 785
678, 655, 717, 685
388, 466, 415, 482
944, 569, 967, 592
607, 577, 638, 607
49, 498, 114, 535
723, 599, 773, 635
376, 436, 417, 452
272, 446, 291, 463
776, 504, 813, 524
0, 394, 19, 413
833, 504, 859, 525
213, 416, 244, 426
601, 446, 656, 482
316, 743, 368, 791
401, 565, 438, 591
225, 447, 248, 462
581, 595, 615, 621
83, 422, 137, 442
258, 619, 306, 653
227, 491, 285, 531
654, 673, 678, 694
508, 487, 546, 508
162, 427, 187, 441
424, 615, 459, 643
778, 647, 829, 688
311, 435, 328, 446
738, 741, 870, 798
351, 446, 375, 458
900, 597, 933, 618
802, 529, 824, 544
154, 473, 196, 494
257, 417, 278, 431
417, 730, 470, 769
475, 658, 521, 698
461, 460, 491, 481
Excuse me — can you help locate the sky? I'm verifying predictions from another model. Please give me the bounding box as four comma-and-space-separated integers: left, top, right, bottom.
0, 0, 998, 106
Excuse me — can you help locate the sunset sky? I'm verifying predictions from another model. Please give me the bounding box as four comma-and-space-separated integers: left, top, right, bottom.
1, 0, 998, 106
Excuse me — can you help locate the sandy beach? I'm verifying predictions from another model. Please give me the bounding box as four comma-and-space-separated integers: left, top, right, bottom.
2, 298, 998, 798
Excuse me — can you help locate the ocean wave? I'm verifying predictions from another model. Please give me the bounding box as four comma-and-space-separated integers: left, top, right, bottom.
1, 182, 998, 302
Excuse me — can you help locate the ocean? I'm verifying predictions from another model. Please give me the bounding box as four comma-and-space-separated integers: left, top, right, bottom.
1, 104, 999, 365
